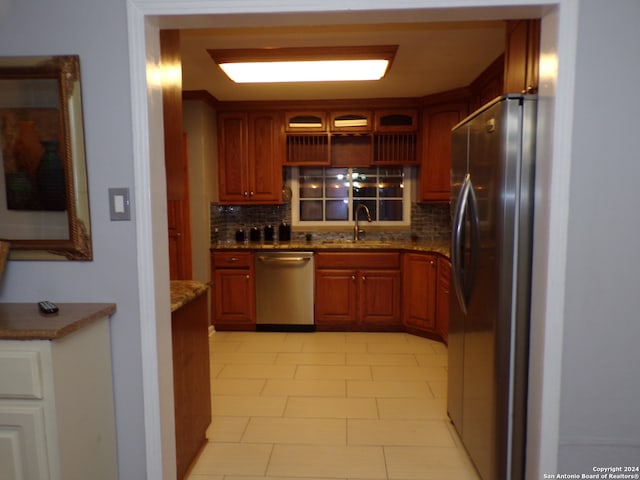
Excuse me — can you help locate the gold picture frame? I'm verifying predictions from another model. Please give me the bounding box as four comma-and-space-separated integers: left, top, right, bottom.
0, 55, 92, 260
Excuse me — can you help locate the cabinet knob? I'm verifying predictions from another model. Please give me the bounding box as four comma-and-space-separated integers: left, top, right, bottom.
362, 275, 366, 281
250, 191, 254, 196
246, 274, 250, 279
244, 191, 249, 197
352, 275, 356, 281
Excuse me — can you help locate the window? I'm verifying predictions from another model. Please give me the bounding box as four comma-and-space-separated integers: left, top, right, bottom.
291, 166, 411, 227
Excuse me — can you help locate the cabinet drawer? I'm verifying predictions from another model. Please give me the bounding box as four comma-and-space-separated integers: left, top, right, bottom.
315, 252, 401, 270
0, 351, 43, 399
212, 251, 254, 269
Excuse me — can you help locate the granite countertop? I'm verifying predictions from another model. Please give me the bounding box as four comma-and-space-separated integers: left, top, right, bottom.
0, 303, 117, 340
211, 239, 451, 258
170, 280, 210, 312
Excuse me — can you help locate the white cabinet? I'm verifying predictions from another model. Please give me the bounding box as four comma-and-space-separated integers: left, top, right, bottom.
0, 317, 117, 480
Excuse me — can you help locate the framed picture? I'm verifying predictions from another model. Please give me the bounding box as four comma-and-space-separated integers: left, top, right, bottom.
0, 55, 92, 260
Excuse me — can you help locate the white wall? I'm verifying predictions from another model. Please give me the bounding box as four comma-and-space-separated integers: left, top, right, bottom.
0, 0, 147, 478
558, 0, 640, 471
183, 100, 218, 283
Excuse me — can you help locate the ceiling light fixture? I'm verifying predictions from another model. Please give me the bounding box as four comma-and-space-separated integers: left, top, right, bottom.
208, 45, 398, 84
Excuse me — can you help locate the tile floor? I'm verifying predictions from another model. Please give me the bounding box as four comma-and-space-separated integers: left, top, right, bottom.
187, 330, 480, 480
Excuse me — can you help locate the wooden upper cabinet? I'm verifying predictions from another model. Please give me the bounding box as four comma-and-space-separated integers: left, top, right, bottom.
285, 111, 327, 132
328, 111, 373, 167
284, 111, 330, 166
218, 113, 247, 201
330, 111, 372, 132
469, 54, 505, 112
281, 106, 422, 167
375, 109, 418, 132
248, 112, 284, 203
419, 101, 469, 203
371, 109, 419, 165
330, 134, 372, 167
503, 19, 541, 94
217, 111, 284, 204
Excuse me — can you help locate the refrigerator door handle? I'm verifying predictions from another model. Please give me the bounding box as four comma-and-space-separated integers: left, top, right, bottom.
451, 173, 480, 314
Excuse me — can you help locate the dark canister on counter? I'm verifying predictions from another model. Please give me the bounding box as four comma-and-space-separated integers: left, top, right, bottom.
235, 228, 245, 243
249, 226, 261, 242
278, 222, 291, 242
264, 224, 275, 242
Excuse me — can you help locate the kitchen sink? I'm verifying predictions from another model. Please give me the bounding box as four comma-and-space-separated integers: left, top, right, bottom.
320, 239, 394, 246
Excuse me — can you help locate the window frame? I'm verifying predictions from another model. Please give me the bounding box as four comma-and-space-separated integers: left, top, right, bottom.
290, 166, 412, 228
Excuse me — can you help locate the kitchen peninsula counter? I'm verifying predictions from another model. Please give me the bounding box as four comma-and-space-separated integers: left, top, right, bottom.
211, 239, 450, 258
170, 280, 210, 312
0, 302, 116, 340
169, 279, 211, 480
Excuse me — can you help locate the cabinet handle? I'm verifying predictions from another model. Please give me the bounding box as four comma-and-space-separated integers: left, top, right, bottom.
246, 274, 250, 279
250, 191, 254, 196
362, 275, 366, 281
227, 257, 239, 263
352, 275, 356, 281
244, 191, 249, 197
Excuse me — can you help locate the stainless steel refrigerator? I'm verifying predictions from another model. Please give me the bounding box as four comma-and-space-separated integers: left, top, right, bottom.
448, 94, 536, 480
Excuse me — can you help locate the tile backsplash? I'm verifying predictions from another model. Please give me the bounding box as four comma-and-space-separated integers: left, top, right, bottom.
210, 202, 451, 244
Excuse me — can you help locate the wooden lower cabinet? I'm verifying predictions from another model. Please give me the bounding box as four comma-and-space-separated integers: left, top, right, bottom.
315, 252, 402, 331
436, 256, 451, 343
209, 248, 449, 342
211, 251, 256, 330
172, 290, 211, 480
402, 252, 438, 337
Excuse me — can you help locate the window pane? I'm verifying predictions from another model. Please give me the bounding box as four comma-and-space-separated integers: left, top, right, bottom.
353, 168, 378, 198
326, 200, 348, 220
300, 200, 323, 221
326, 167, 349, 178
299, 174, 323, 198
325, 178, 348, 198
379, 176, 404, 197
377, 166, 403, 176
353, 180, 377, 197
354, 167, 377, 176
379, 200, 403, 221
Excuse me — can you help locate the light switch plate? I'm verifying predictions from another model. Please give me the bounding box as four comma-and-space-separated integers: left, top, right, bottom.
109, 188, 131, 221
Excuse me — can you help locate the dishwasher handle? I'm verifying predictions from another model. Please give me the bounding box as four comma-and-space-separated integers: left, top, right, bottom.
257, 255, 312, 265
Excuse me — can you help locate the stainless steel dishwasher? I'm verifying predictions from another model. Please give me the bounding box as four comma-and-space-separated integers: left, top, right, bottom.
255, 251, 315, 331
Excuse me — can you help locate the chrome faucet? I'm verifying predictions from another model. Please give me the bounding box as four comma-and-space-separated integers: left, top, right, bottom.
353, 204, 372, 241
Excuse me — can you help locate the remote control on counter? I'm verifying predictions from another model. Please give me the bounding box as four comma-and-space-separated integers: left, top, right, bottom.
38, 301, 59, 314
